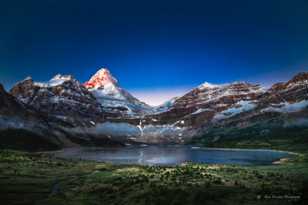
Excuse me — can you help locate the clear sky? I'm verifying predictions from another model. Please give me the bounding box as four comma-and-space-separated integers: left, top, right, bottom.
1, 0, 308, 105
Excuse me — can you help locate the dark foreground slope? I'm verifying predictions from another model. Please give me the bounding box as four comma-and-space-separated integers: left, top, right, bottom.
0, 82, 125, 151
0, 84, 64, 151
0, 148, 307, 205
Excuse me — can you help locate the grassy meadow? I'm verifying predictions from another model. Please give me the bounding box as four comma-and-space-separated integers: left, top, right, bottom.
0, 146, 308, 205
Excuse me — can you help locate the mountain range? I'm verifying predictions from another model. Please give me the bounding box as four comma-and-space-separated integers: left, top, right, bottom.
1, 68, 307, 150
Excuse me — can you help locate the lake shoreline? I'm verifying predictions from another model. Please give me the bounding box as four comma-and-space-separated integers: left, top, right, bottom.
1, 148, 307, 205
47, 145, 293, 166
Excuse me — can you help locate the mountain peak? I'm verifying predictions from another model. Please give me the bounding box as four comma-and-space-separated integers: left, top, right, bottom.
288, 72, 308, 84
46, 74, 74, 86
84, 68, 118, 89
28, 74, 76, 88
51, 74, 73, 81
198, 82, 219, 89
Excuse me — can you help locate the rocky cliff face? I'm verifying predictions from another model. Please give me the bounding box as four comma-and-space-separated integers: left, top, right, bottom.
194, 73, 308, 140
10, 75, 105, 127
136, 73, 308, 142
2, 79, 126, 149
0, 83, 70, 150
0, 84, 26, 116
143, 82, 264, 127
1, 70, 308, 148
261, 72, 308, 104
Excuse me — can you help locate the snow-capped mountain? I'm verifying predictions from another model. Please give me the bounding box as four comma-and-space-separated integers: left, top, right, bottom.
144, 81, 265, 127
138, 73, 308, 140
196, 73, 308, 141
10, 74, 105, 126
1, 70, 308, 148
0, 83, 79, 150
84, 68, 153, 116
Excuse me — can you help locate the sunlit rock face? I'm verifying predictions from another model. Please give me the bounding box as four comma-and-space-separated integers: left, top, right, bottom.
84, 68, 118, 89
84, 68, 153, 116
1, 71, 308, 147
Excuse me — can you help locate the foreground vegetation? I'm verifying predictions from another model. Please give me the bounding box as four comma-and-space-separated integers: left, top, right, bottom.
196, 126, 308, 152
0, 147, 308, 205
1, 125, 308, 204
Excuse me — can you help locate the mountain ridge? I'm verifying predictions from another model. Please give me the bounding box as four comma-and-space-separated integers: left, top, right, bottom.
1, 69, 308, 148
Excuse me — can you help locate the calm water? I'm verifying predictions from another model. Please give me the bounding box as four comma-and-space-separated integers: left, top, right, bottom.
53, 145, 291, 166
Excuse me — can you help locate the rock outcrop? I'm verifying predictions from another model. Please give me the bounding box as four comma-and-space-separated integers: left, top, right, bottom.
1, 69, 308, 148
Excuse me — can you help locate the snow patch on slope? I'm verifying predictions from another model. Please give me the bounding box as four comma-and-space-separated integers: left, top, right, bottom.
154, 97, 178, 113
66, 121, 190, 143
89, 85, 125, 100
262, 100, 308, 113
198, 82, 220, 89
34, 74, 73, 87
213, 100, 256, 120
84, 68, 153, 115
191, 108, 213, 115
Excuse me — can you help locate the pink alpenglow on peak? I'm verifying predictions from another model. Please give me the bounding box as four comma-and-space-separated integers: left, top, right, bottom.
84, 68, 118, 89
83, 68, 153, 115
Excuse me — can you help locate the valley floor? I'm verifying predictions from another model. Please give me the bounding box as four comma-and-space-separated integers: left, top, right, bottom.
0, 144, 308, 205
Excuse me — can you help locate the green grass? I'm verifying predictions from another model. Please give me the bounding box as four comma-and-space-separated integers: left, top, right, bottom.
194, 125, 308, 152
0, 149, 308, 205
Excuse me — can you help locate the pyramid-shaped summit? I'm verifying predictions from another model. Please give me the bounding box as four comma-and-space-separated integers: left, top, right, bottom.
84, 68, 118, 89
84, 68, 153, 115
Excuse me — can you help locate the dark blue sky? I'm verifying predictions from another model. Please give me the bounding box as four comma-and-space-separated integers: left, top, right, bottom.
1, 0, 308, 104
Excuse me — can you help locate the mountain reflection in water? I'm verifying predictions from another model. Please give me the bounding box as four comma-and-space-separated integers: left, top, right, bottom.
53, 145, 291, 166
